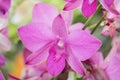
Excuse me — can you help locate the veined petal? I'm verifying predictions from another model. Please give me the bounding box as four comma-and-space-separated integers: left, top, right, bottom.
66, 30, 102, 61
63, 0, 82, 11
104, 0, 114, 6
18, 23, 55, 52
52, 14, 67, 38
0, 72, 5, 80
47, 46, 66, 76
0, 33, 11, 51
66, 47, 85, 75
32, 2, 58, 26
0, 53, 6, 66
82, 0, 97, 18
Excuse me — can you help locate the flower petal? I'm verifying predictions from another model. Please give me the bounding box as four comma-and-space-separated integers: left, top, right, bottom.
100, 0, 120, 15
69, 23, 84, 31
18, 23, 55, 52
105, 55, 120, 80
0, 72, 5, 80
61, 11, 73, 27
0, 33, 11, 51
32, 2, 58, 26
66, 47, 85, 75
47, 47, 66, 76
0, 53, 6, 66
89, 52, 104, 65
63, 0, 82, 11
82, 0, 97, 18
66, 30, 102, 61
52, 14, 67, 38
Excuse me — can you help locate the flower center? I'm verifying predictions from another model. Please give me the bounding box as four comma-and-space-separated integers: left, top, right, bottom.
57, 40, 64, 48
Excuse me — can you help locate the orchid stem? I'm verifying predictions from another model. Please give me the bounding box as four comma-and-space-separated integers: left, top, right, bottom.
83, 4, 102, 30
91, 11, 107, 34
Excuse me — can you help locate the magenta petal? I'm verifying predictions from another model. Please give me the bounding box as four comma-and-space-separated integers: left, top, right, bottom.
105, 55, 120, 80
67, 49, 85, 75
32, 2, 58, 26
0, 72, 5, 80
63, 0, 82, 11
82, 0, 97, 18
66, 30, 102, 61
26, 44, 49, 65
52, 14, 67, 38
18, 23, 55, 52
47, 47, 66, 76
0, 53, 6, 66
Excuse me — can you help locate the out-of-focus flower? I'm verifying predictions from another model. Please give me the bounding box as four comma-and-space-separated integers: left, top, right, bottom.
101, 0, 120, 37
0, 0, 11, 51
11, 0, 40, 25
18, 2, 101, 76
0, 71, 5, 80
83, 37, 120, 80
63, 0, 98, 18
0, 53, 6, 80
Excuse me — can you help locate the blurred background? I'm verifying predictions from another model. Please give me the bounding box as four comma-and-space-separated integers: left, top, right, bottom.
2, 0, 113, 79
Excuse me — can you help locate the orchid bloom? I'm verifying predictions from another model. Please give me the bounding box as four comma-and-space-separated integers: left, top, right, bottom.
63, 0, 98, 18
18, 3, 101, 76
83, 37, 120, 80
0, 53, 6, 80
0, 0, 11, 51
101, 0, 120, 37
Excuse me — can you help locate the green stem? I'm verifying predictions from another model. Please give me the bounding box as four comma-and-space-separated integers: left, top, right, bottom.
91, 12, 107, 34
82, 4, 102, 30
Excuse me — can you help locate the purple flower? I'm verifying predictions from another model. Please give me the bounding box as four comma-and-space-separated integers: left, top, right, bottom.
18, 3, 101, 76
63, 0, 98, 18
83, 37, 120, 80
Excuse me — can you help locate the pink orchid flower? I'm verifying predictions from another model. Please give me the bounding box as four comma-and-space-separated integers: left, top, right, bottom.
101, 0, 120, 37
0, 71, 5, 80
63, 0, 98, 18
0, 0, 11, 51
83, 37, 120, 80
18, 2, 101, 76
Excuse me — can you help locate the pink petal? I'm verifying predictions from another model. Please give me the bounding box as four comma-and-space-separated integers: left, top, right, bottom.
63, 0, 82, 11
47, 47, 66, 76
101, 25, 109, 37
66, 30, 102, 61
0, 72, 5, 80
0, 33, 11, 51
69, 23, 84, 31
100, 0, 120, 15
0, 53, 6, 66
82, 0, 97, 18
61, 11, 73, 27
52, 14, 67, 38
23, 48, 32, 63
105, 55, 120, 80
26, 43, 50, 65
89, 52, 104, 65
32, 2, 58, 26
104, 0, 114, 6
66, 47, 85, 75
18, 23, 55, 52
